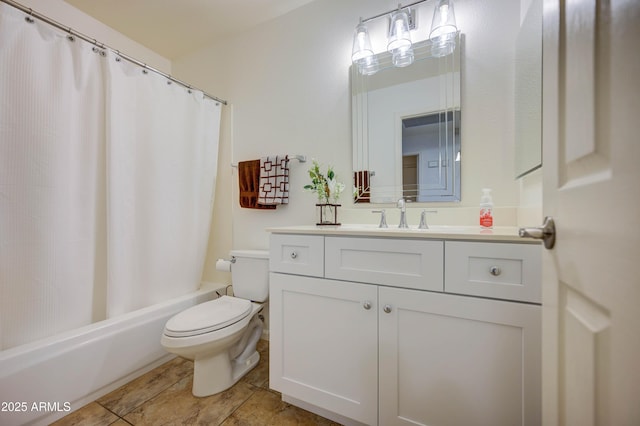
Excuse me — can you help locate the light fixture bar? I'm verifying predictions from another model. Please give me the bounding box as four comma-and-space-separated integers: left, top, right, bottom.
361, 0, 429, 24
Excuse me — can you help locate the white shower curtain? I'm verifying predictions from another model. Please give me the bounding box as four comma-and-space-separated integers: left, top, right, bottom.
0, 5, 107, 349
105, 58, 221, 317
0, 4, 221, 350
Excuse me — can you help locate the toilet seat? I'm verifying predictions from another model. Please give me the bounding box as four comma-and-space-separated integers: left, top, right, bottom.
163, 296, 252, 338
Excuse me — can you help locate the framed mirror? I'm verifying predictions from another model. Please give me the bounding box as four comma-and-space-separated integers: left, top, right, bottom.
352, 33, 461, 204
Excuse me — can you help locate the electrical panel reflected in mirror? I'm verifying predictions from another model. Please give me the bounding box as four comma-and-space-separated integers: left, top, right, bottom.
352, 34, 461, 204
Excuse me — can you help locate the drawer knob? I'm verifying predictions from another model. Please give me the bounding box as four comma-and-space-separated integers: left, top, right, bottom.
363, 301, 372, 310
383, 304, 392, 314
489, 266, 502, 276
290, 251, 297, 259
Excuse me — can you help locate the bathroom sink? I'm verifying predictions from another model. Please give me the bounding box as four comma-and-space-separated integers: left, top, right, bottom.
337, 223, 380, 230
339, 224, 476, 233
415, 225, 479, 232
267, 225, 525, 242
332, 224, 522, 240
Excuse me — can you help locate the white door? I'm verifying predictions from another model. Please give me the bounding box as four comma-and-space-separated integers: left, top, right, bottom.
539, 0, 640, 424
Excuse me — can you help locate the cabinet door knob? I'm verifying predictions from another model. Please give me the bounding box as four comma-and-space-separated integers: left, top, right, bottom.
363, 301, 372, 310
383, 304, 392, 313
489, 266, 502, 276
290, 251, 297, 259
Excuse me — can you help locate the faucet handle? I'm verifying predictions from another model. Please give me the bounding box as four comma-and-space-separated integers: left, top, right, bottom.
372, 210, 388, 228
397, 199, 409, 229
418, 210, 438, 229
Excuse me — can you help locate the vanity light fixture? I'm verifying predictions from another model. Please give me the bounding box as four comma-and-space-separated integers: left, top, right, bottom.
387, 7, 414, 67
429, 0, 458, 57
351, 0, 459, 74
351, 19, 379, 75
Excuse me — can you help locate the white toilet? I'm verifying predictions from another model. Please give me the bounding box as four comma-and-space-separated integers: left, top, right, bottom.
160, 249, 269, 397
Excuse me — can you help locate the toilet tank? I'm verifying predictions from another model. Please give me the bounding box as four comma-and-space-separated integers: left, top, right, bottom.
230, 249, 270, 302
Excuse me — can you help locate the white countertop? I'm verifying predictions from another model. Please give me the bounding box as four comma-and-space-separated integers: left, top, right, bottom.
266, 224, 540, 243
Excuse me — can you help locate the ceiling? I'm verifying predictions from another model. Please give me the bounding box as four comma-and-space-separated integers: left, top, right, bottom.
64, 0, 315, 60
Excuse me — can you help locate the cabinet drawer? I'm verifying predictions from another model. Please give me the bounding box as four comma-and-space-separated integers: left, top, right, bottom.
325, 236, 444, 291
269, 234, 324, 277
445, 241, 541, 303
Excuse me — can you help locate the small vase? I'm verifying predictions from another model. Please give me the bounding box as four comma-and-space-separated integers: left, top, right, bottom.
316, 203, 341, 226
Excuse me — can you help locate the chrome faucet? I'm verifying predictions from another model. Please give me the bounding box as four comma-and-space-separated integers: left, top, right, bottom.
397, 199, 408, 228
372, 209, 388, 228
418, 209, 437, 229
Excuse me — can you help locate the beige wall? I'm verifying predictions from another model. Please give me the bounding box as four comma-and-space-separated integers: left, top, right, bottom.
11, 0, 170, 73
16, 0, 543, 284
172, 0, 542, 285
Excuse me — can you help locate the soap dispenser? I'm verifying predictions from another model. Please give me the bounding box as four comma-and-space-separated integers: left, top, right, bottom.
480, 188, 494, 229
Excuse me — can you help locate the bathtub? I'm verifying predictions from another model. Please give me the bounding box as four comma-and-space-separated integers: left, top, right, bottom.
0, 283, 224, 426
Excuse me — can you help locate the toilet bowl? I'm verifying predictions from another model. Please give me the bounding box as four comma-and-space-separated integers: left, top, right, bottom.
160, 250, 269, 397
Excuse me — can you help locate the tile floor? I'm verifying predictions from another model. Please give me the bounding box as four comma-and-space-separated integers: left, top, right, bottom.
53, 340, 339, 425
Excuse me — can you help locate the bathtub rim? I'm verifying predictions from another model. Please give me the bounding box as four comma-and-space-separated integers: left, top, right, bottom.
0, 284, 224, 375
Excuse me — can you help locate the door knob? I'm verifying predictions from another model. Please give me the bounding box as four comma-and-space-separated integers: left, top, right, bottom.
519, 216, 556, 249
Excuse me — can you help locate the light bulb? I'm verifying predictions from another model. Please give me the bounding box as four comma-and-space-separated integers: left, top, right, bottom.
387, 9, 412, 53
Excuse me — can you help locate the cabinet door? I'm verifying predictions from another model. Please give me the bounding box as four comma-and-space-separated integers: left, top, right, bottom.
269, 273, 378, 425
379, 287, 541, 426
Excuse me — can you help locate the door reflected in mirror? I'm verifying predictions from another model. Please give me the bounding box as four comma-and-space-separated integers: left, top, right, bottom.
401, 111, 460, 202
352, 34, 461, 204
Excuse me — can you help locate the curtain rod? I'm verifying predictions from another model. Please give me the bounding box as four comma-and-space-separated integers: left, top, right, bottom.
361, 0, 430, 24
0, 0, 228, 106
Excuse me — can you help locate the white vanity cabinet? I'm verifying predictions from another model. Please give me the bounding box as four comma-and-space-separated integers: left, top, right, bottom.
269, 230, 541, 426
378, 286, 540, 426
269, 273, 379, 425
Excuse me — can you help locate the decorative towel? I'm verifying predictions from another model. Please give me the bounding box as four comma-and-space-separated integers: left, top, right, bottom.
258, 155, 290, 205
238, 160, 276, 209
354, 170, 371, 203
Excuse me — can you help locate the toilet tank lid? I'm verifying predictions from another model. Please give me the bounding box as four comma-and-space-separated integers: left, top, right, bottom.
230, 249, 269, 259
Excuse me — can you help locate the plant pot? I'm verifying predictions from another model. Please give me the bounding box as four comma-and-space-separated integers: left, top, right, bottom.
315, 203, 341, 226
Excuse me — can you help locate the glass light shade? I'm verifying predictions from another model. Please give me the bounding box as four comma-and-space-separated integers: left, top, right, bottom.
430, 36, 456, 57
358, 55, 379, 75
429, 0, 458, 41
392, 45, 414, 67
352, 22, 374, 63
387, 9, 412, 52
352, 22, 379, 75
351, 21, 378, 75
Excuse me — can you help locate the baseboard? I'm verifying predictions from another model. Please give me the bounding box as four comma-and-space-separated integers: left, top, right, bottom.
281, 394, 367, 426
